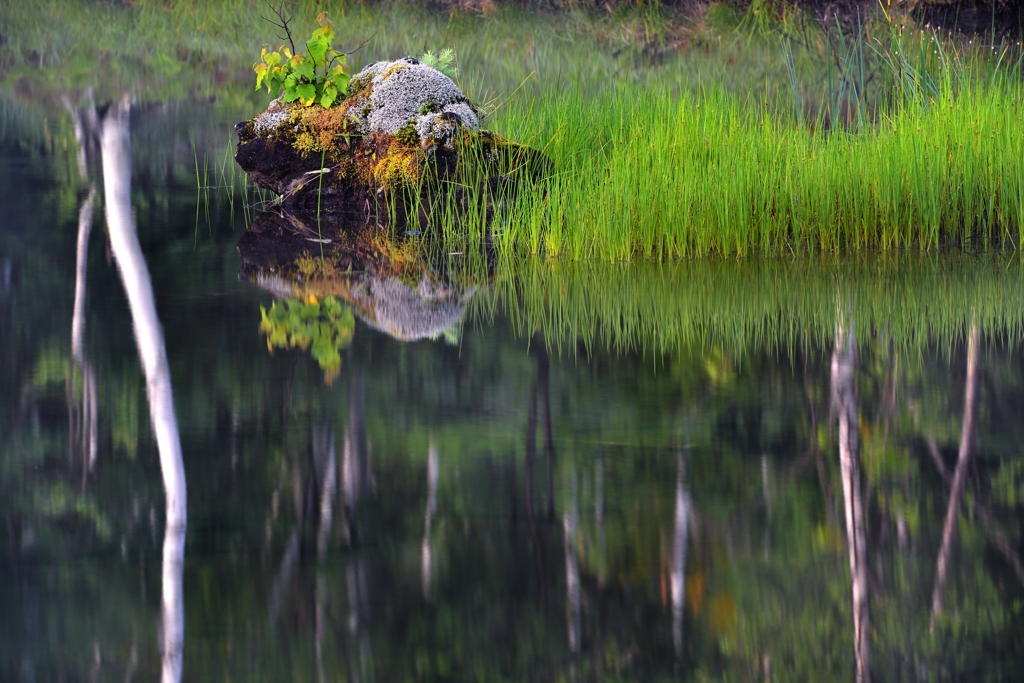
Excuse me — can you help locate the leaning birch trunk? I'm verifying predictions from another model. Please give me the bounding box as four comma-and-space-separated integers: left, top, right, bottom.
101, 96, 187, 683
831, 306, 869, 683
930, 321, 980, 631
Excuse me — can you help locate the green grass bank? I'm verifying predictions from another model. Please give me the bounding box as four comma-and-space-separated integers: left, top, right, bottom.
483, 70, 1024, 259
4, 1, 1024, 258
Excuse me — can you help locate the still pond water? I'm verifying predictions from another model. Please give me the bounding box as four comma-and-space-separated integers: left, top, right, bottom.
3, 95, 1024, 682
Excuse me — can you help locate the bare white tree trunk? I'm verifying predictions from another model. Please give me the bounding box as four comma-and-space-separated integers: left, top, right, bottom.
832, 307, 869, 683
930, 321, 980, 631
101, 97, 186, 683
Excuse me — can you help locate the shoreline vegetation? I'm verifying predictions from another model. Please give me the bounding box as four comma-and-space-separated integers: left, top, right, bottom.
2, 0, 1023, 258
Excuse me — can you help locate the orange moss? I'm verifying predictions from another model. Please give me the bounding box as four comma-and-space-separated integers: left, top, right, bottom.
291, 105, 355, 159
370, 143, 425, 189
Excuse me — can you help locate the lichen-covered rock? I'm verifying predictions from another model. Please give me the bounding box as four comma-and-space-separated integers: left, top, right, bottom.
234, 57, 550, 227
345, 57, 481, 147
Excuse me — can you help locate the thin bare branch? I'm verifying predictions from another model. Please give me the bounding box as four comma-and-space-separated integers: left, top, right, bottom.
343, 32, 377, 58
262, 0, 296, 56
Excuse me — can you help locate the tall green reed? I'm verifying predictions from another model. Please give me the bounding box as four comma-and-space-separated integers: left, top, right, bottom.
477, 25, 1024, 260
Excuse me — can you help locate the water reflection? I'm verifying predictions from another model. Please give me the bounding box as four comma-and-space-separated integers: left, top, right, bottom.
422, 441, 439, 600
930, 321, 979, 631
563, 466, 580, 654
7, 96, 1024, 681
70, 187, 97, 476
832, 305, 869, 683
671, 453, 690, 661
239, 209, 477, 353
101, 97, 186, 683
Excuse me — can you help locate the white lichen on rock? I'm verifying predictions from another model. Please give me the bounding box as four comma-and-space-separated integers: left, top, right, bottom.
252, 99, 291, 136
349, 58, 480, 145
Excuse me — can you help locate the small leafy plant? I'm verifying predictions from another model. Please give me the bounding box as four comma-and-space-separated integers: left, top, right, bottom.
260, 295, 355, 383
419, 48, 459, 80
254, 11, 350, 108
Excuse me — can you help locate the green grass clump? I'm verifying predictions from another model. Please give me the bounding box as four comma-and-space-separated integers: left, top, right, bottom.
485, 67, 1024, 259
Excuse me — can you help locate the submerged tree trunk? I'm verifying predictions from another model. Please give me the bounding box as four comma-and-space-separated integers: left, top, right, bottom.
101, 96, 186, 683
930, 322, 980, 631
831, 307, 869, 683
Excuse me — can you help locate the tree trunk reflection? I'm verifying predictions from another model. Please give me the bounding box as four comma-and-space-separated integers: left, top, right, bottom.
831, 307, 869, 683
930, 322, 980, 630
671, 453, 690, 660
563, 467, 580, 654
70, 187, 98, 484
101, 96, 186, 683
422, 441, 439, 600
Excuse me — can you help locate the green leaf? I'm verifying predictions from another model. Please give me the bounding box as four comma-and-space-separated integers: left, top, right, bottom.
295, 83, 316, 106
329, 72, 350, 98
254, 63, 268, 91
306, 35, 328, 66
293, 59, 314, 81
320, 85, 338, 109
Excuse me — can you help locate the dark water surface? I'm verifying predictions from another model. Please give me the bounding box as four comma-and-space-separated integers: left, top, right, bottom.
4, 97, 1024, 683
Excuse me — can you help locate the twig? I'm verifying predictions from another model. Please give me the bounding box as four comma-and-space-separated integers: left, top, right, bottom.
343, 32, 377, 57
327, 32, 377, 74
262, 0, 296, 56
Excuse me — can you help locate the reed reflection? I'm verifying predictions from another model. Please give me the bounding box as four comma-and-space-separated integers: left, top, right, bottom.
101, 96, 187, 683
